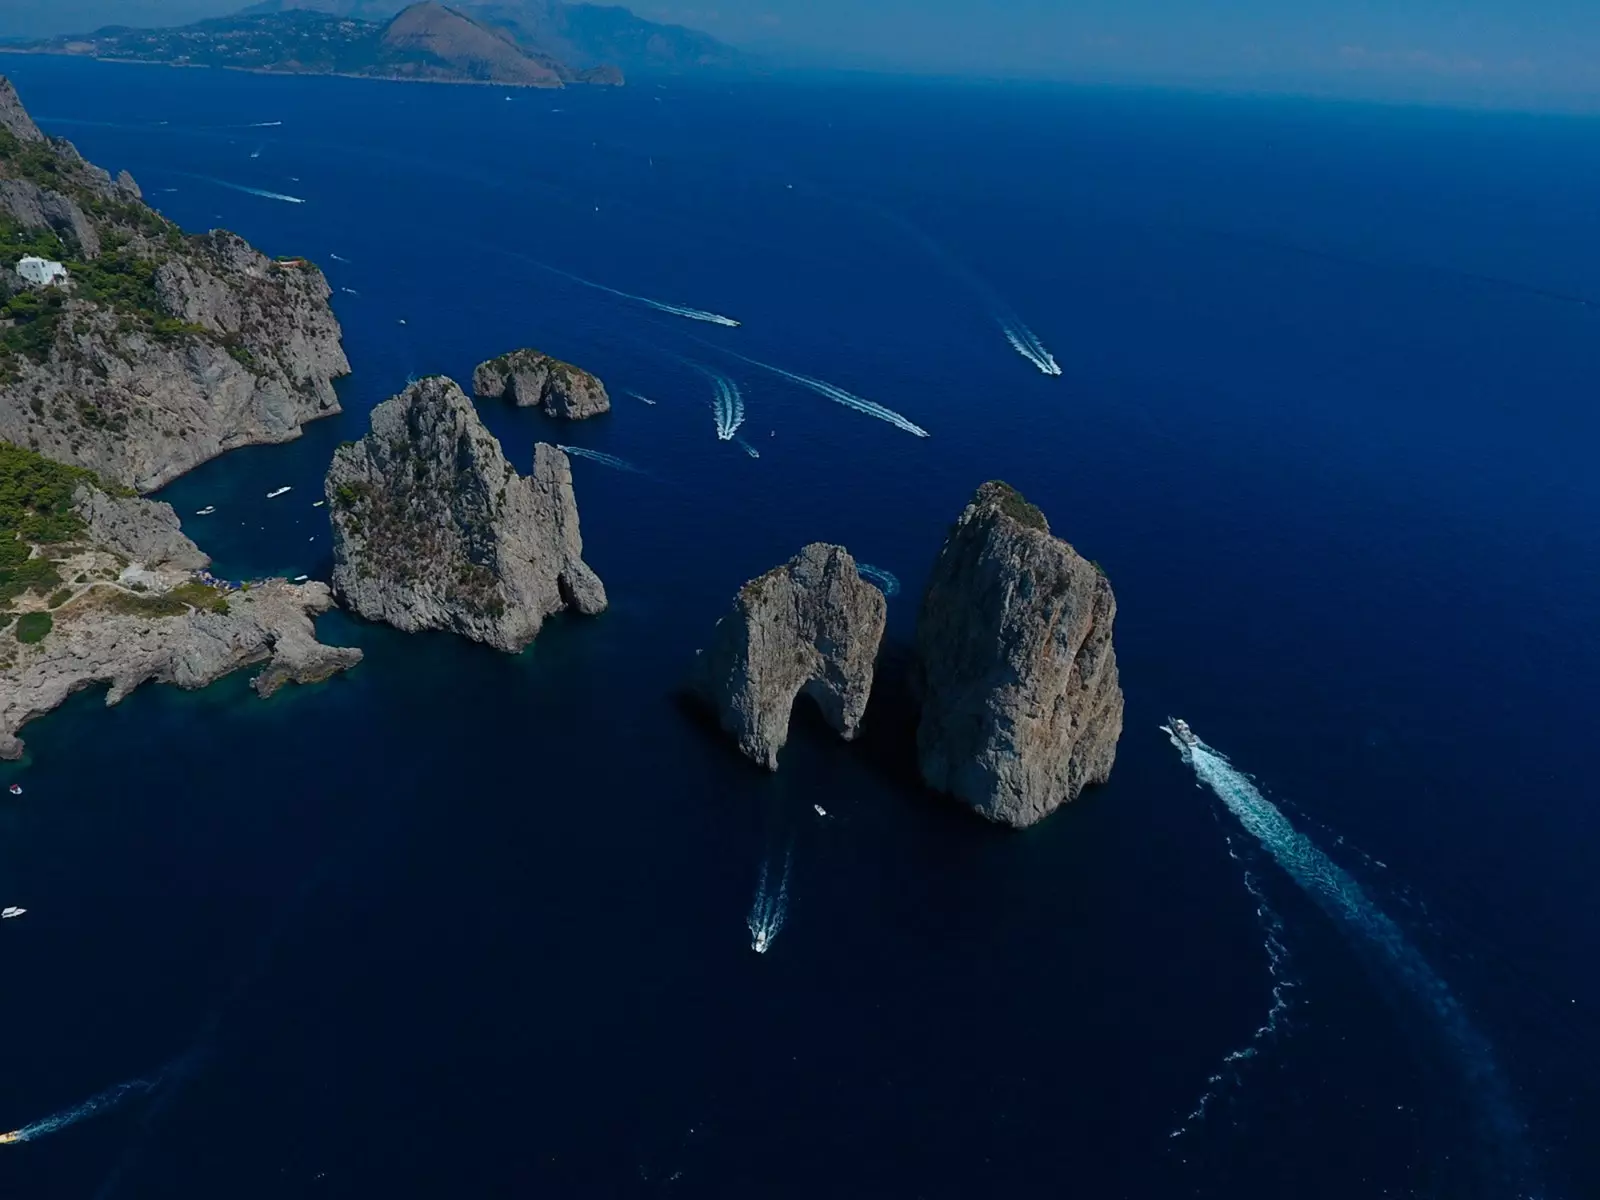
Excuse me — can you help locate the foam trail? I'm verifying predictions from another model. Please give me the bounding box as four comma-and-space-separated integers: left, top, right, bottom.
626, 390, 657, 406
249, 145, 263, 160
735, 437, 760, 459
340, 287, 359, 296
1170, 728, 1539, 1195
854, 563, 901, 596
1000, 320, 1062, 376
692, 363, 745, 440
0, 1069, 173, 1145
516, 255, 737, 326
747, 846, 792, 954
716, 347, 928, 438
556, 445, 644, 474
329, 253, 351, 264
1170, 839, 1294, 1140
178, 173, 304, 204
247, 121, 282, 127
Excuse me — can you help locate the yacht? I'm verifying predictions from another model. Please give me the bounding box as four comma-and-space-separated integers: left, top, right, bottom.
1167, 718, 1198, 747
195, 506, 216, 516
2, 907, 25, 919
813, 804, 827, 817
7, 784, 20, 796
266, 486, 292, 499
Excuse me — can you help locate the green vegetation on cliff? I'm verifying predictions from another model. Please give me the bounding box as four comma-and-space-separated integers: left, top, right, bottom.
0, 443, 98, 604
15, 611, 52, 643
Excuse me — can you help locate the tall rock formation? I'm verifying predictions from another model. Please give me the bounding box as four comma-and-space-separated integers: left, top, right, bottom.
473, 347, 610, 420
325, 375, 606, 651
692, 543, 886, 770
0, 76, 349, 492
914, 482, 1123, 827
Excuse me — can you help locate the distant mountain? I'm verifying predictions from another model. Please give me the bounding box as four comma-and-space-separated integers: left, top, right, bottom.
8, 2, 625, 88
240, 0, 738, 73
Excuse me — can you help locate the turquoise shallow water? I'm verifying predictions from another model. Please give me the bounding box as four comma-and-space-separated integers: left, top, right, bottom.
0, 57, 1596, 1199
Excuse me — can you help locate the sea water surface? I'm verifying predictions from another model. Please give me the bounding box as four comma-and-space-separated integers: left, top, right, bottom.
0, 58, 1597, 1199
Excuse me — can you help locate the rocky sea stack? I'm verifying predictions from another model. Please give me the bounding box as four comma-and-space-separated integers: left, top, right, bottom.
0, 447, 361, 760
0, 76, 349, 492
325, 375, 606, 652
473, 348, 610, 420
914, 482, 1123, 827
692, 543, 886, 770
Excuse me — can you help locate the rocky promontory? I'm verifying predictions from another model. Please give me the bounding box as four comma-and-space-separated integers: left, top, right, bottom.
692, 543, 886, 770
325, 375, 606, 651
0, 446, 361, 759
473, 348, 610, 420
0, 76, 349, 492
914, 482, 1123, 827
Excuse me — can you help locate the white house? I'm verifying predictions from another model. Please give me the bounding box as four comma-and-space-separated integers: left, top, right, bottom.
16, 256, 68, 288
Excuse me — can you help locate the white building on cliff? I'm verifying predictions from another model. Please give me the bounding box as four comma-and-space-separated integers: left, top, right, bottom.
16, 256, 68, 288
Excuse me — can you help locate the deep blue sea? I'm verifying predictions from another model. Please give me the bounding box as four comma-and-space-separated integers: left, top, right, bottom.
0, 57, 1596, 1199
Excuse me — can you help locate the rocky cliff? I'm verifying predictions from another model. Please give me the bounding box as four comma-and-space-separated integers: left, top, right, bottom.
473, 347, 610, 420
914, 482, 1123, 827
692, 543, 886, 770
326, 375, 606, 651
0, 455, 361, 760
0, 77, 349, 492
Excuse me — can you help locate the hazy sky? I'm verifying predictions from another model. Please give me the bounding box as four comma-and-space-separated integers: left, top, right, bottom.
6, 0, 1600, 111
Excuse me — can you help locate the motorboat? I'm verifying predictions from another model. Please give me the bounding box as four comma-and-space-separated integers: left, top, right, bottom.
195, 506, 215, 516
752, 929, 770, 954
7, 784, 20, 796
1166, 718, 1198, 747
2, 907, 24, 919
813, 804, 827, 817
266, 486, 292, 499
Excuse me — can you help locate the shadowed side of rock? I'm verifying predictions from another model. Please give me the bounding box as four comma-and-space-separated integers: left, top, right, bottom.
473, 347, 610, 420
914, 482, 1123, 827
325, 375, 606, 652
692, 543, 886, 770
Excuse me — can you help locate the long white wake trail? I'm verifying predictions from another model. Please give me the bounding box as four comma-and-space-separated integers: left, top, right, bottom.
177, 173, 304, 204
694, 364, 745, 440
1173, 730, 1539, 1195
557, 445, 643, 475
717, 347, 929, 438
747, 846, 792, 954
506, 252, 738, 326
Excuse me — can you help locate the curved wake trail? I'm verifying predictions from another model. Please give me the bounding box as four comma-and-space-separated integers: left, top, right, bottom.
557, 445, 644, 474
854, 563, 901, 596
1170, 836, 1294, 1140
747, 846, 792, 955
714, 347, 928, 438
177, 173, 304, 204
1171, 729, 1540, 1196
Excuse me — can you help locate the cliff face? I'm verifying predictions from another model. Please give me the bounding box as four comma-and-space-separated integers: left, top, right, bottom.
0, 78, 349, 492
692, 543, 886, 771
326, 375, 606, 651
473, 347, 609, 420
914, 482, 1123, 827
0, 471, 361, 760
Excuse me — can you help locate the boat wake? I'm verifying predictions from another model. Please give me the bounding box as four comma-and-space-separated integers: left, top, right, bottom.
854, 563, 901, 596
0, 1064, 181, 1147
747, 846, 792, 955
1169, 725, 1540, 1195
735, 437, 760, 459
248, 145, 263, 160
693, 363, 745, 440
179, 174, 304, 204
246, 121, 282, 128
329, 253, 350, 264
626, 390, 658, 406
557, 445, 643, 474
716, 347, 928, 438
1169, 835, 1294, 1140
1000, 319, 1062, 376
519, 256, 738, 326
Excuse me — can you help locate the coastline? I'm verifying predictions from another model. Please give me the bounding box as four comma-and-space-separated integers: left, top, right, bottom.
0, 48, 574, 90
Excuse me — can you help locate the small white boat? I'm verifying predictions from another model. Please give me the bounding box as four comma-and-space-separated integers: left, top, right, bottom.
266, 486, 292, 499
752, 929, 769, 954
2, 907, 24, 919
813, 804, 827, 817
7, 784, 20, 796
195, 505, 216, 516
292, 574, 310, 582
1164, 718, 1199, 748
312, 500, 325, 508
